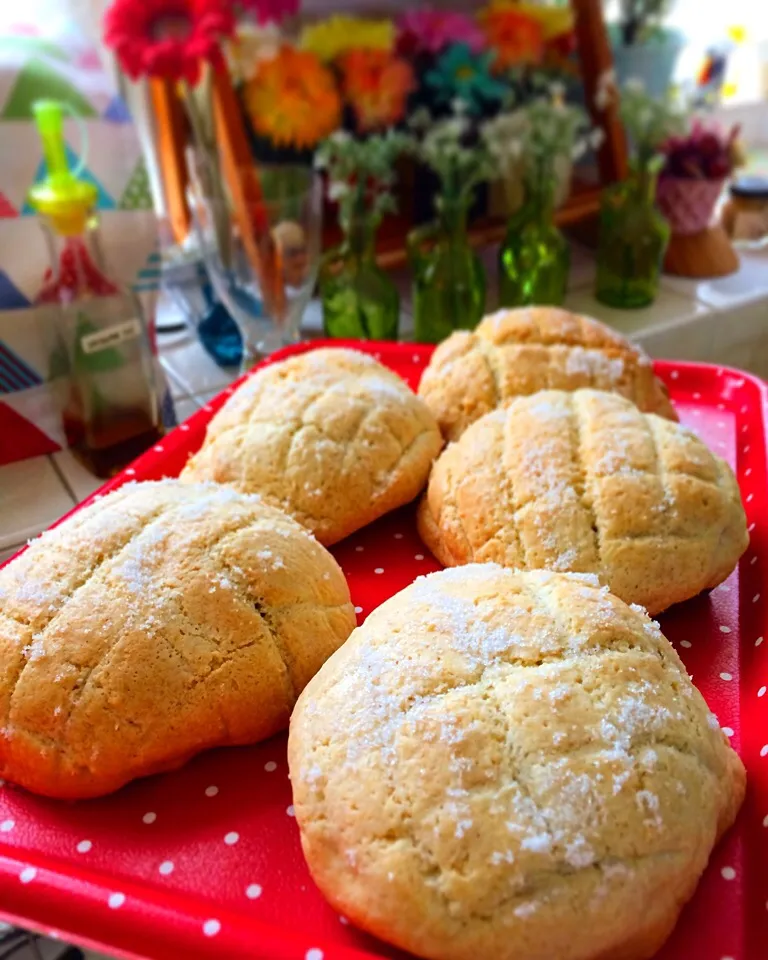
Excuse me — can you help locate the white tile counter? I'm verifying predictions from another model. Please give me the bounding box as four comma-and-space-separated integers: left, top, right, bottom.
1, 242, 767, 561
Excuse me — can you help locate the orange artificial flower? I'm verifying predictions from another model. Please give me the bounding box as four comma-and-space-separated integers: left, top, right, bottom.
480, 7, 545, 71
244, 45, 341, 150
339, 49, 415, 132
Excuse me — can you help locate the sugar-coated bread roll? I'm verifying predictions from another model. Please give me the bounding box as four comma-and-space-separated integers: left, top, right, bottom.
289, 565, 745, 960
0, 480, 355, 798
418, 306, 677, 441
418, 389, 747, 614
182, 348, 443, 545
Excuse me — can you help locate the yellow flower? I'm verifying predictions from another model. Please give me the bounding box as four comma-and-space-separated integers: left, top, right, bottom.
488, 0, 574, 41
244, 46, 341, 150
299, 16, 394, 62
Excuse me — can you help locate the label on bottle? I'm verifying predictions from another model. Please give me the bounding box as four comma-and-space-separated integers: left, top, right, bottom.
80, 318, 142, 355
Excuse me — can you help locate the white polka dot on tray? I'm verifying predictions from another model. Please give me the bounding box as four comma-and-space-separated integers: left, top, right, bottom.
153, 445, 164, 453
0, 820, 14, 832
693, 392, 701, 400
719, 672, 733, 681
203, 919, 220, 937
143, 811, 157, 824
224, 831, 239, 846
747, 493, 754, 503
19, 867, 36, 884
180, 424, 190, 432
394, 532, 403, 539
287, 805, 296, 817
721, 866, 736, 881
415, 554, 424, 561
374, 567, 384, 574
205, 785, 219, 797
354, 606, 363, 614
306, 950, 324, 960
669, 370, 679, 379
761, 744, 768, 757
763, 814, 768, 828
108, 892, 125, 909
722, 727, 734, 738
264, 761, 277, 772
76, 840, 92, 853
412, 354, 420, 363
719, 625, 732, 634
246, 883, 263, 899
679, 640, 692, 649
159, 861, 174, 876
759, 686, 766, 698
757, 637, 764, 647
754, 594, 761, 603
125, 468, 135, 476
354, 545, 364, 552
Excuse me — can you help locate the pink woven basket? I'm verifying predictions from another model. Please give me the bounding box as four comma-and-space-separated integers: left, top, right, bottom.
656, 176, 725, 235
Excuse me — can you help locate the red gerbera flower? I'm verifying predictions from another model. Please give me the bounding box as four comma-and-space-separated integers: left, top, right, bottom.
104, 0, 235, 85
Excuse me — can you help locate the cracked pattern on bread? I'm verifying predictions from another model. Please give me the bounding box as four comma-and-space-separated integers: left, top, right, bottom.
288, 565, 745, 960
181, 348, 443, 545
418, 307, 678, 442
418, 390, 748, 615
0, 480, 355, 798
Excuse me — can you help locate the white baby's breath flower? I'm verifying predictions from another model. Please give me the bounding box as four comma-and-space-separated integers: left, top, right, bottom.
589, 128, 606, 150
549, 81, 566, 103
624, 77, 646, 94
328, 181, 350, 201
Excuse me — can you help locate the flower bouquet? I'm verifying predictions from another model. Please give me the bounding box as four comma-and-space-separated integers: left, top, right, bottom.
484, 90, 599, 306
316, 129, 412, 340
407, 105, 495, 342
594, 75, 686, 307
656, 120, 742, 235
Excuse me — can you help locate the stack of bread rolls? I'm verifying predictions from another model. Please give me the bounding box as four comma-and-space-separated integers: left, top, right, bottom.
0, 307, 748, 960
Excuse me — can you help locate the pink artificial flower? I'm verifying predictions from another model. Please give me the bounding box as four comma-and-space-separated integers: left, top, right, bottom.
396, 8, 486, 57
235, 0, 298, 24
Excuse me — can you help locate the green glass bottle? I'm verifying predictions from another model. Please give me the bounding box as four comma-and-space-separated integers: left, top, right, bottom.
499, 170, 570, 307
320, 213, 399, 340
409, 195, 486, 344
595, 167, 670, 309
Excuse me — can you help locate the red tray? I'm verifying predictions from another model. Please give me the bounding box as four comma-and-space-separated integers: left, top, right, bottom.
1, 341, 767, 960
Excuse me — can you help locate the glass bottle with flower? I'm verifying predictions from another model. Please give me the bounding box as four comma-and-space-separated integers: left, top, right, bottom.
407, 107, 492, 343
595, 76, 685, 308
317, 131, 411, 341
484, 90, 597, 307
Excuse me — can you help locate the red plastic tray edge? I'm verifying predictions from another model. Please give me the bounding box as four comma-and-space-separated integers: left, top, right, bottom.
0, 342, 766, 960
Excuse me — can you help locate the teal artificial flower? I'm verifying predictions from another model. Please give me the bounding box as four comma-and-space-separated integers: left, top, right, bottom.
425, 42, 507, 115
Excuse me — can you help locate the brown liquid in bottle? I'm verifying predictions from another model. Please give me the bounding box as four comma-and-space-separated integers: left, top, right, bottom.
63, 407, 163, 479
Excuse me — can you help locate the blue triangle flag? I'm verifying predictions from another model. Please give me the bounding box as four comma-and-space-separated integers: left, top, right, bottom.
0, 271, 31, 309
103, 96, 132, 124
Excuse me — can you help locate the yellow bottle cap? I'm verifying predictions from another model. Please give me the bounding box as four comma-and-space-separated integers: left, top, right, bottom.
27, 99, 97, 236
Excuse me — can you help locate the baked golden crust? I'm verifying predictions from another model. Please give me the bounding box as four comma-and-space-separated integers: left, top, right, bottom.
418, 390, 748, 615
289, 565, 745, 960
418, 307, 677, 441
181, 348, 443, 545
0, 480, 355, 798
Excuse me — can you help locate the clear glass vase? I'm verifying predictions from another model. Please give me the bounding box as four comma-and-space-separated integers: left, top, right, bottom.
595, 168, 670, 309
408, 196, 486, 344
320, 214, 399, 340
499, 172, 570, 307
187, 155, 322, 370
